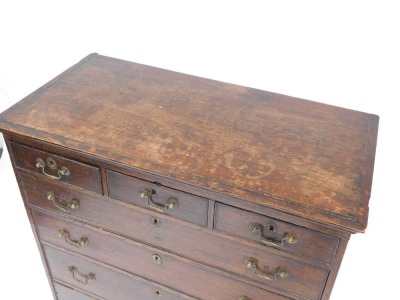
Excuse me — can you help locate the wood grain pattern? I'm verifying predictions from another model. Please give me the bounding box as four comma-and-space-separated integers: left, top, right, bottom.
0, 54, 379, 300
35, 210, 288, 300
44, 245, 197, 300
214, 203, 339, 265
0, 54, 379, 232
5, 133, 350, 238
107, 170, 208, 226
21, 172, 327, 299
53, 282, 100, 300
10, 142, 102, 194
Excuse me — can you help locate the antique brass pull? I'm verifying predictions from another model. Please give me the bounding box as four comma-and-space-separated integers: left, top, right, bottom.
36, 157, 70, 180
67, 266, 95, 284
249, 223, 298, 247
239, 296, 252, 300
245, 258, 289, 281
140, 189, 178, 213
59, 229, 88, 247
47, 191, 80, 212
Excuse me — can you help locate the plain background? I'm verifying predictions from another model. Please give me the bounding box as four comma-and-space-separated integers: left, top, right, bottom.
0, 1, 399, 299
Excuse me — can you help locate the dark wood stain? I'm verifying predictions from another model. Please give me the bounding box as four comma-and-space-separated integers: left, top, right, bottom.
107, 169, 209, 227
0, 53, 379, 232
0, 54, 379, 299
44, 245, 197, 300
10, 142, 102, 194
35, 210, 287, 300
214, 203, 339, 265
21, 172, 327, 300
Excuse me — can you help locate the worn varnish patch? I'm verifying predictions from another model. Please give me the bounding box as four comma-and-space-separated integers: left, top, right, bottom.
0, 54, 378, 232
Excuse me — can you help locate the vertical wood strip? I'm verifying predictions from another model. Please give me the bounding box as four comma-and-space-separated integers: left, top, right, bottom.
207, 200, 216, 229
100, 167, 109, 196
6, 139, 58, 300
321, 236, 350, 299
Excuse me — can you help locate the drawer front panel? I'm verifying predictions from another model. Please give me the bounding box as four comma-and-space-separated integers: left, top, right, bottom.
53, 282, 99, 300
107, 170, 208, 226
22, 173, 326, 299
10, 142, 102, 193
35, 211, 287, 300
45, 245, 196, 300
215, 203, 339, 265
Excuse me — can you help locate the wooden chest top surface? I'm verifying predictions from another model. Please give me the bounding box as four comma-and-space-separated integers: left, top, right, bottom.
0, 53, 378, 232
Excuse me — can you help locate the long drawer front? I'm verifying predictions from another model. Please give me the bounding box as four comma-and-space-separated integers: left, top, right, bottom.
45, 245, 196, 300
36, 210, 286, 300
22, 172, 327, 299
53, 282, 99, 300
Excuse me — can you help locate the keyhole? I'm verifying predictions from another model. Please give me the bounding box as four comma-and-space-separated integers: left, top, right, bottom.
152, 217, 160, 227
267, 223, 277, 233
152, 254, 162, 265
155, 290, 161, 296
46, 157, 57, 170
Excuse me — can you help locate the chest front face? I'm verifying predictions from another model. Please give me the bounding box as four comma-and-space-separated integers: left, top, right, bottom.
0, 54, 378, 300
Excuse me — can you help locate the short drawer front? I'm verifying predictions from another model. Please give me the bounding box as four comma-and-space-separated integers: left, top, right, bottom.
107, 170, 208, 227
9, 142, 102, 193
22, 173, 326, 299
53, 282, 99, 300
45, 245, 196, 300
35, 211, 287, 300
215, 203, 339, 265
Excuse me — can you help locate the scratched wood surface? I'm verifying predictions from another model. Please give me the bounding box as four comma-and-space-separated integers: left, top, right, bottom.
0, 54, 379, 232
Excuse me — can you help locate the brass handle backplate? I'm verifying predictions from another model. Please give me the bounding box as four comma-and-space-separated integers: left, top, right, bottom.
36, 157, 70, 180
245, 258, 289, 281
47, 191, 79, 212
249, 222, 298, 247
140, 189, 178, 213
59, 229, 88, 247
67, 266, 95, 284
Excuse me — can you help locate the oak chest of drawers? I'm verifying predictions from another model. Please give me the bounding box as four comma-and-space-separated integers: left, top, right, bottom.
0, 54, 378, 300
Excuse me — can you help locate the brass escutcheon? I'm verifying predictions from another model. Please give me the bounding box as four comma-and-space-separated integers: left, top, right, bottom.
152, 217, 160, 227
36, 157, 70, 180
152, 254, 162, 265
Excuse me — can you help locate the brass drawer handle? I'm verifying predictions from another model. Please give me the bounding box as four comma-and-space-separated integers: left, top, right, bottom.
67, 266, 95, 284
249, 222, 298, 247
239, 297, 251, 300
36, 157, 70, 180
140, 189, 178, 213
59, 229, 88, 247
245, 258, 289, 281
47, 191, 80, 212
